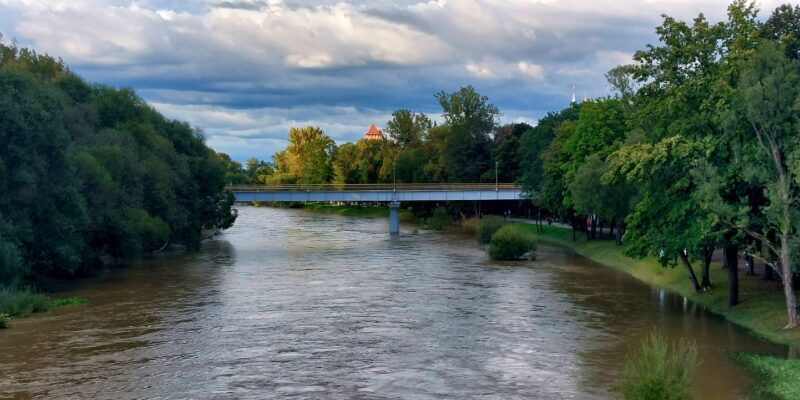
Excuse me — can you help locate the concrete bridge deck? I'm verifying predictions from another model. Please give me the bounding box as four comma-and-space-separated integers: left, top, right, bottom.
229, 183, 523, 203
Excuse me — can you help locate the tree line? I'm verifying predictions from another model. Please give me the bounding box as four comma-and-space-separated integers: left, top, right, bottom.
0, 37, 237, 288
226, 1, 800, 329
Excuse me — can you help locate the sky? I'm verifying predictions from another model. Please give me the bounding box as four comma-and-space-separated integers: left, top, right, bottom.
0, 0, 785, 162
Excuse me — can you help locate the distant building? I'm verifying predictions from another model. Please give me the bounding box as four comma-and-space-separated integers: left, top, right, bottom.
364, 123, 383, 140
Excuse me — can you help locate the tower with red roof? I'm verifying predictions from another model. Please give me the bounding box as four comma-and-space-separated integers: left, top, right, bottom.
364, 123, 383, 141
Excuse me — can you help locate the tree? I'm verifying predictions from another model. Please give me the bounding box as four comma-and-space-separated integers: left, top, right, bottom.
518, 105, 581, 198
714, 41, 800, 328
434, 86, 499, 182
762, 4, 800, 59
606, 137, 712, 292
385, 109, 431, 148
493, 123, 531, 183
279, 126, 336, 184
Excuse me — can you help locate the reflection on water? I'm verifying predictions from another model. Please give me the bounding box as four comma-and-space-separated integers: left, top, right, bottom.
0, 206, 788, 399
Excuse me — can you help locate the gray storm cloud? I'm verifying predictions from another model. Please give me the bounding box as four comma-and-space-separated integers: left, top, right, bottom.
0, 0, 785, 160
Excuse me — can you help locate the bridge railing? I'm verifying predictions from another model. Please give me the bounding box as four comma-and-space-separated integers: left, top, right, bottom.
227, 183, 521, 192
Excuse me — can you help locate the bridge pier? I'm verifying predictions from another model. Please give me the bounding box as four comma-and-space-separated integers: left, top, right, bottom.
389, 201, 400, 235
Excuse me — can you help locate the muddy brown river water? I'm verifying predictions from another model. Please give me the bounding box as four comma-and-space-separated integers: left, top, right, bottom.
0, 206, 791, 399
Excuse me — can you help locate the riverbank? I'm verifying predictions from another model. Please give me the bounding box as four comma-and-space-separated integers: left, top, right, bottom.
509, 222, 800, 399
0, 287, 88, 329
278, 202, 419, 222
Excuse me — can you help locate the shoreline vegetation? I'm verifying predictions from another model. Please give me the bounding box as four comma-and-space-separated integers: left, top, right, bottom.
0, 287, 88, 329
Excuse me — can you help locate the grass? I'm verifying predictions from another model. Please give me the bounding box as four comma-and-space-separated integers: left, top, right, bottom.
514, 223, 800, 348
0, 289, 89, 329
621, 330, 698, 400
51, 296, 89, 309
736, 354, 800, 399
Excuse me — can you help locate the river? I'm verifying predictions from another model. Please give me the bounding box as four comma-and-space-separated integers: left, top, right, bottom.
0, 206, 789, 399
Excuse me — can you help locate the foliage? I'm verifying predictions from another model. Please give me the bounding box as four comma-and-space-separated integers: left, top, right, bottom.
425, 207, 455, 230
0, 287, 50, 318
0, 313, 7, 329
0, 38, 237, 284
488, 225, 537, 260
275, 126, 337, 184
385, 109, 431, 148
477, 216, 507, 245
761, 4, 800, 59
736, 353, 800, 399
51, 296, 89, 308
620, 330, 698, 400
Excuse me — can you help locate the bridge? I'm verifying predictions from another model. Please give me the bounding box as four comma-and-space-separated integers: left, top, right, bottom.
229, 183, 524, 235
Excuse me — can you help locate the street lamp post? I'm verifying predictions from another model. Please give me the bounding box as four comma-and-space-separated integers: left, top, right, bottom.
495, 161, 499, 191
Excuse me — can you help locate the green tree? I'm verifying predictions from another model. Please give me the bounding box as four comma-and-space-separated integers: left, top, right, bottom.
435, 86, 499, 182
493, 123, 530, 183
518, 105, 581, 195
280, 126, 336, 184
762, 4, 800, 59
385, 109, 431, 148
709, 41, 800, 328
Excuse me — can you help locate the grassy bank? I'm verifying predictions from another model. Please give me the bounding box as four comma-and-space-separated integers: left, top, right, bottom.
513, 223, 797, 347
511, 222, 800, 398
0, 287, 88, 329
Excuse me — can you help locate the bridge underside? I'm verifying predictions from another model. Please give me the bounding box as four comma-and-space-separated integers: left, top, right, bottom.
232, 189, 522, 203
231, 186, 524, 236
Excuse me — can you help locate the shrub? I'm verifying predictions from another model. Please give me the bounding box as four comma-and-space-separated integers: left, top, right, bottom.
0, 287, 51, 317
620, 331, 698, 400
477, 216, 506, 244
0, 313, 8, 329
488, 225, 537, 260
426, 207, 454, 230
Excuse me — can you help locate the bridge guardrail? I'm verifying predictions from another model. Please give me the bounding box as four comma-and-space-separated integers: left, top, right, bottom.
227, 183, 521, 192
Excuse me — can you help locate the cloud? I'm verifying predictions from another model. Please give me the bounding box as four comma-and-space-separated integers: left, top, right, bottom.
0, 0, 787, 161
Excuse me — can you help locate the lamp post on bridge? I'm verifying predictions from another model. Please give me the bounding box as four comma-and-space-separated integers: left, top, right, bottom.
495, 161, 499, 191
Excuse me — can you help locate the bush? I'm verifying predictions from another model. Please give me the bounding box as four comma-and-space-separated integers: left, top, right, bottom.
0, 287, 51, 317
426, 207, 454, 230
620, 331, 698, 400
477, 216, 506, 244
488, 225, 537, 260
0, 313, 7, 329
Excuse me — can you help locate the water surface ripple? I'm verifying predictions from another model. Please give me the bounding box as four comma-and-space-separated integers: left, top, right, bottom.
0, 206, 787, 399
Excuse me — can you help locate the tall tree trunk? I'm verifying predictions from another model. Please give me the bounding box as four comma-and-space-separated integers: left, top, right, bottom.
721, 249, 728, 269
701, 246, 713, 288
678, 250, 702, 292
610, 216, 616, 238
765, 261, 775, 281
780, 234, 798, 329
725, 245, 739, 306
571, 216, 577, 242
746, 253, 755, 276
538, 208, 543, 234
